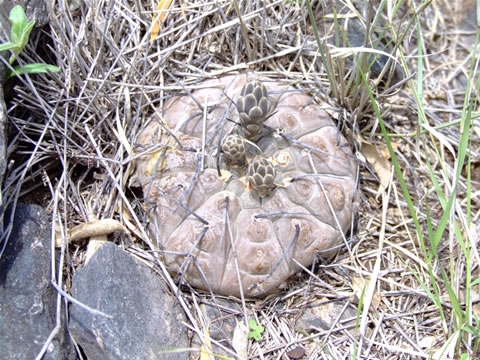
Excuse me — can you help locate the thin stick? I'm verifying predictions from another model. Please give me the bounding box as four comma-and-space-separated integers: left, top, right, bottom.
151, 186, 209, 226
254, 210, 326, 219
224, 197, 249, 329
176, 226, 209, 278
50, 281, 113, 318
175, 153, 202, 213
201, 95, 208, 170
306, 151, 353, 257
145, 146, 168, 199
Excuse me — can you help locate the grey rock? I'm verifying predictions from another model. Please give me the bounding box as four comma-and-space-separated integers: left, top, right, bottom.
0, 4, 10, 42
0, 204, 76, 360
69, 242, 190, 360
344, 17, 403, 84
318, 1, 403, 85
456, 1, 477, 88
0, 67, 6, 198
196, 299, 242, 357
201, 299, 240, 342
0, 7, 9, 221
295, 299, 357, 332
0, 0, 49, 28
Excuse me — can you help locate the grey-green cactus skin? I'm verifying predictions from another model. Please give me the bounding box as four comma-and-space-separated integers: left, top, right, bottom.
135, 75, 357, 297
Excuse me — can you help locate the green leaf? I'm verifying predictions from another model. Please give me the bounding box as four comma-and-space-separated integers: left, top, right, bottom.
6, 63, 60, 80
247, 319, 264, 342
9, 5, 31, 46
463, 325, 480, 337
9, 5, 28, 25
0, 42, 18, 52
20, 20, 35, 47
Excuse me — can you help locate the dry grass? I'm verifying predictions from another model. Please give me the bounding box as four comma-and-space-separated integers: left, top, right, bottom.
2, 0, 479, 359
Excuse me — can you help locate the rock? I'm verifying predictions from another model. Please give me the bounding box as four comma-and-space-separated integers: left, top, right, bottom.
69, 242, 189, 360
452, 0, 477, 88
195, 299, 242, 357
286, 346, 306, 359
438, 0, 476, 26
0, 204, 76, 360
0, 7, 9, 220
317, 1, 403, 85
295, 299, 357, 332
200, 299, 239, 343
0, 68, 7, 201
0, 0, 49, 28
345, 18, 402, 84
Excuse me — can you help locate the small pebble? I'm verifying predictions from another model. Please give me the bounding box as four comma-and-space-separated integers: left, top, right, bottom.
286, 345, 305, 359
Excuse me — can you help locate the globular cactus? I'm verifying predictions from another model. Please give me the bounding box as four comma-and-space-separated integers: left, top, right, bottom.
247, 156, 276, 197
221, 134, 246, 167
236, 80, 270, 142
134, 75, 357, 298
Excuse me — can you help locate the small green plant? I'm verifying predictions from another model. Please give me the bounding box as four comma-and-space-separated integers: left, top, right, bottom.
247, 319, 264, 341
0, 5, 59, 80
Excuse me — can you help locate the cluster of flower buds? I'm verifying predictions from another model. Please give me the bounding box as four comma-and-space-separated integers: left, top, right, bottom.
236, 80, 270, 142
246, 155, 276, 197
221, 134, 246, 167
221, 79, 276, 197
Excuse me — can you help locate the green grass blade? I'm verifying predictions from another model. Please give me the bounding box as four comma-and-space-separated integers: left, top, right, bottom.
305, 0, 338, 100
7, 63, 60, 80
